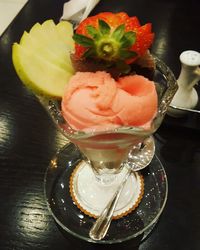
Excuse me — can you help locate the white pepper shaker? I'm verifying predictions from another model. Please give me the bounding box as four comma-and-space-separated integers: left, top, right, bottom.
168, 50, 200, 117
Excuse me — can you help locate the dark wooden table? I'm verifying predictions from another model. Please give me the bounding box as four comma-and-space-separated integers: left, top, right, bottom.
0, 0, 200, 249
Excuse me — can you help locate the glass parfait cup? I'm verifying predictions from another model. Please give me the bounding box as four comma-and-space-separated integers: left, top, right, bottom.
42, 56, 178, 218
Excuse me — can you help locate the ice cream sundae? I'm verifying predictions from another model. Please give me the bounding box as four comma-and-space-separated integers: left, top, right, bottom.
11, 11, 177, 223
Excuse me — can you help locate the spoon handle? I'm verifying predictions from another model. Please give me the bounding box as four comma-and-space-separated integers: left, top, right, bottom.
89, 168, 132, 241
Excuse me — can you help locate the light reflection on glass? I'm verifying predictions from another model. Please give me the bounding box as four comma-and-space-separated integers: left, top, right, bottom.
50, 158, 57, 169
78, 214, 84, 219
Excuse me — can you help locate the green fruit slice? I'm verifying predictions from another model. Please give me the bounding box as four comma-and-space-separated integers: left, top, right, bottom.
56, 21, 74, 50
20, 31, 74, 72
13, 43, 72, 98
12, 19, 75, 98
27, 20, 74, 53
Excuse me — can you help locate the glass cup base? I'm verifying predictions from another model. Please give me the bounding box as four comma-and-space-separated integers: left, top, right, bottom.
44, 143, 168, 244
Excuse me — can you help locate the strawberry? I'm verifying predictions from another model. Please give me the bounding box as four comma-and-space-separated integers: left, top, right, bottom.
73, 12, 154, 66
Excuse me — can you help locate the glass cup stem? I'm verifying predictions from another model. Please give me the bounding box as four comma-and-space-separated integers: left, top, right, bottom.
78, 146, 131, 186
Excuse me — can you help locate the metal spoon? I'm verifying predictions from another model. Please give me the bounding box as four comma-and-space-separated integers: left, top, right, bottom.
89, 136, 155, 241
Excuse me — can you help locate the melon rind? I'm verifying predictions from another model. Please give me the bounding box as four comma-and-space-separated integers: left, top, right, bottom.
12, 43, 72, 98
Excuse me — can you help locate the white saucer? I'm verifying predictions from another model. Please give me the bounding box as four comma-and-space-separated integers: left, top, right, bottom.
70, 161, 144, 219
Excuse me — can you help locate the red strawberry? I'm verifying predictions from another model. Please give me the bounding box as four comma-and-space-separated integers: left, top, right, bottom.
73, 12, 154, 65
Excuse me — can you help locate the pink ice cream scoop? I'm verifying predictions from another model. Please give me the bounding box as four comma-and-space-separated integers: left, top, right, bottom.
61, 71, 157, 132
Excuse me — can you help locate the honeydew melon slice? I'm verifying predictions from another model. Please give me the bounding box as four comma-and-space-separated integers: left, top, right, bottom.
12, 19, 75, 98
56, 21, 74, 50
12, 43, 72, 98
42, 20, 74, 48
26, 21, 72, 54
20, 31, 74, 72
